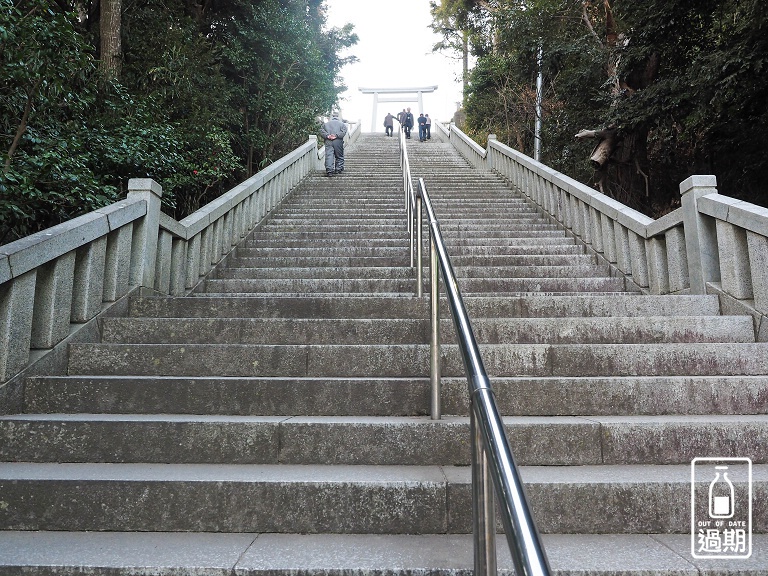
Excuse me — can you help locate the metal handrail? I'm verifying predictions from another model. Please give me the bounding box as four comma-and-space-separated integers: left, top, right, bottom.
417, 177, 551, 576
399, 129, 423, 297
398, 125, 551, 576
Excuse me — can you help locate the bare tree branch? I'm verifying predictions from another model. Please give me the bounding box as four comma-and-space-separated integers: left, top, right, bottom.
4, 78, 42, 174
581, 1, 602, 46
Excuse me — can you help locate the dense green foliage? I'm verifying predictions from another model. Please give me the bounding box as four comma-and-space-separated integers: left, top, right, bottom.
432, 0, 768, 216
0, 0, 357, 242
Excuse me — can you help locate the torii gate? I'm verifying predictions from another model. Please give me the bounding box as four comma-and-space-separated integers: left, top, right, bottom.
359, 86, 438, 131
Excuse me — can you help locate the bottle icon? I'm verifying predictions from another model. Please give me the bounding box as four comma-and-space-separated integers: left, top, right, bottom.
709, 465, 735, 518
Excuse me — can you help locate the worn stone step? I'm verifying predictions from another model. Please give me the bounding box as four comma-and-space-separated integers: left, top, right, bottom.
215, 266, 414, 280
25, 374, 768, 417
446, 237, 577, 247
126, 294, 719, 319
127, 296, 427, 319
448, 375, 768, 416
5, 532, 746, 576
4, 414, 766, 466
248, 231, 409, 242
455, 277, 630, 293
443, 237, 578, 248
441, 245, 586, 255
66, 342, 768, 378
452, 264, 612, 279
201, 276, 629, 295
436, 229, 568, 239
99, 316, 754, 346
24, 376, 432, 416
256, 219, 402, 228
0, 463, 447, 533
444, 463, 768, 534
234, 246, 408, 257
0, 414, 594, 465
448, 254, 596, 266
257, 223, 404, 232
266, 216, 404, 225
1, 462, 765, 533
242, 238, 410, 249
202, 277, 415, 294
228, 255, 409, 268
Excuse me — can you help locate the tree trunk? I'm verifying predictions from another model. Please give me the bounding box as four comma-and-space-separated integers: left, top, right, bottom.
576, 0, 657, 212
99, 0, 122, 79
462, 31, 469, 107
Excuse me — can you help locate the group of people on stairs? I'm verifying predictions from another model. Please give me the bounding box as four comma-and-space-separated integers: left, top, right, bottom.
383, 108, 431, 141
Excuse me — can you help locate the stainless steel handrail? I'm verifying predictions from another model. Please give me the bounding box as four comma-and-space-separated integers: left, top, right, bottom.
416, 177, 552, 576
398, 128, 551, 576
399, 129, 423, 298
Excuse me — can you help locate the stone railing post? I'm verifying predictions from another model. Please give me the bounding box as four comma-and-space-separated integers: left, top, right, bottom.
487, 135, 496, 171
680, 176, 720, 294
127, 178, 163, 289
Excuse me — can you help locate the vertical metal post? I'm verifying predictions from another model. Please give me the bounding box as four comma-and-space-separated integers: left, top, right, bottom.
409, 198, 415, 268
417, 197, 423, 297
429, 229, 440, 419
472, 406, 497, 576
534, 43, 543, 162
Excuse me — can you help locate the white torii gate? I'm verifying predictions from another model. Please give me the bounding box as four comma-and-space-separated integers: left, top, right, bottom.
359, 86, 438, 132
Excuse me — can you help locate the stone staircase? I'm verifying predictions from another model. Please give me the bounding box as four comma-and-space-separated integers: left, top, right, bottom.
1, 133, 767, 574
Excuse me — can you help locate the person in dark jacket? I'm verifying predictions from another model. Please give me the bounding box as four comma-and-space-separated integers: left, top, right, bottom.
417, 113, 427, 141
320, 113, 348, 176
403, 107, 414, 139
384, 113, 395, 136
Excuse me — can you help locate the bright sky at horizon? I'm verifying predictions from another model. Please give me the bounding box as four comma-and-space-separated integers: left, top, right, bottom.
324, 0, 464, 132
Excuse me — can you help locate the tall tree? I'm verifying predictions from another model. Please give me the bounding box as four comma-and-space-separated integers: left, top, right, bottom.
442, 0, 768, 215
99, 0, 122, 78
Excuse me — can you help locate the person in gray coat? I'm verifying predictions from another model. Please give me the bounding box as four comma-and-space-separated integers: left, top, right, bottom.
320, 113, 348, 176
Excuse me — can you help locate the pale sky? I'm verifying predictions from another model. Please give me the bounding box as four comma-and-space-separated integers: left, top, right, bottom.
324, 0, 465, 132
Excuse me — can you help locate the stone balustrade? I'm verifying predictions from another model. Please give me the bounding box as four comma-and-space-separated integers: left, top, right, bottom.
443, 123, 768, 339
0, 123, 361, 386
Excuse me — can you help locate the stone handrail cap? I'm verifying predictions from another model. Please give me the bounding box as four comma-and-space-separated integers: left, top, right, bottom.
128, 178, 163, 198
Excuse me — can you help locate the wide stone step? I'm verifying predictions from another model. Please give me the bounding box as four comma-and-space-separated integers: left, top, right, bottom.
447, 375, 768, 416
218, 263, 608, 280
3, 414, 766, 465
4, 532, 742, 576
242, 238, 410, 249
444, 245, 587, 256
128, 296, 427, 319
200, 277, 629, 295
228, 255, 409, 268
99, 316, 754, 345
253, 224, 406, 234
249, 231, 409, 241
25, 375, 768, 417
454, 277, 630, 293
126, 294, 719, 319
264, 218, 404, 227
234, 246, 408, 258
437, 229, 568, 239
1, 462, 765, 533
24, 376, 432, 416
451, 264, 611, 279
449, 254, 596, 266
0, 463, 447, 533
201, 277, 415, 294
215, 266, 414, 280
66, 342, 768, 378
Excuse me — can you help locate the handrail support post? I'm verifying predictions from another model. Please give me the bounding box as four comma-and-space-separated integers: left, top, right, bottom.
417, 197, 424, 298
429, 228, 440, 419
472, 406, 497, 576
